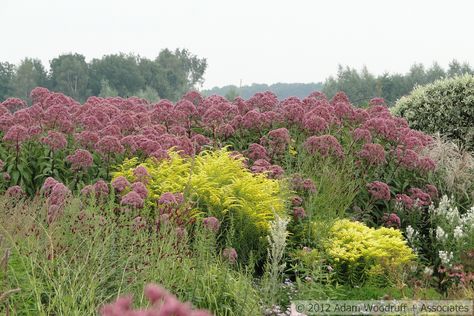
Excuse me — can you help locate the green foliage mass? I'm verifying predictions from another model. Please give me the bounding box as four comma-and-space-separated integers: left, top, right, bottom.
393, 75, 474, 150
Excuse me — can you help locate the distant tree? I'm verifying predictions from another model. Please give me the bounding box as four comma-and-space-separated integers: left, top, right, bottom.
155, 49, 207, 100
135, 86, 160, 103
99, 80, 119, 98
89, 53, 145, 97
426, 62, 446, 82
224, 86, 239, 101
11, 58, 48, 101
0, 62, 15, 101
50, 53, 89, 101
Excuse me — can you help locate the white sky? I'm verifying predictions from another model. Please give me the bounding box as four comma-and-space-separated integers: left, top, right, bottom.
1, 0, 473, 89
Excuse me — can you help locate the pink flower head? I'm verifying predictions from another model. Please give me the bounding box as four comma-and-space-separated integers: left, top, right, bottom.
303, 114, 328, 134
2, 98, 27, 112
357, 143, 386, 166
41, 177, 59, 197
202, 216, 220, 232
304, 135, 344, 159
131, 182, 148, 199
144, 283, 169, 304
111, 176, 130, 192
66, 149, 93, 170
246, 143, 269, 161
216, 124, 235, 138
3, 124, 29, 144
41, 131, 67, 151
158, 192, 183, 205
367, 181, 391, 201
222, 247, 238, 264
293, 207, 306, 220
291, 195, 303, 206
408, 187, 431, 206
30, 87, 50, 104
382, 213, 401, 228
330, 92, 350, 105
121, 191, 144, 208
75, 131, 99, 148
395, 194, 414, 209
418, 156, 436, 173
241, 110, 261, 130
302, 179, 317, 193
424, 184, 439, 200
93, 180, 110, 197
6, 185, 24, 198
133, 166, 150, 184
394, 147, 419, 170
352, 128, 372, 143
48, 182, 70, 207
95, 136, 124, 155
369, 98, 386, 107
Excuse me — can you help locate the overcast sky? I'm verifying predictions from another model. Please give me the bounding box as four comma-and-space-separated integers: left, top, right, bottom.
1, 0, 473, 89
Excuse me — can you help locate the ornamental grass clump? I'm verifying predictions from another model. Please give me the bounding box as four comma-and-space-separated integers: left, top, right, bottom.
325, 219, 415, 286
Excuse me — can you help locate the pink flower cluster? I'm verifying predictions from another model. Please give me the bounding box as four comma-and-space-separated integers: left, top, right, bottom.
100, 283, 211, 316
382, 213, 401, 228
304, 135, 344, 159
66, 149, 93, 170
41, 177, 71, 223
367, 181, 391, 201
357, 143, 386, 166
222, 247, 238, 264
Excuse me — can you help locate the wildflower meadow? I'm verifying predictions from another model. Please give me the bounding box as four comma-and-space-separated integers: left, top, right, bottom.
0, 83, 473, 315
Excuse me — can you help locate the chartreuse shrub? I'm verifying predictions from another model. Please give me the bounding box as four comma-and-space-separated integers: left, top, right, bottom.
393, 74, 474, 150
113, 148, 289, 261
324, 219, 415, 286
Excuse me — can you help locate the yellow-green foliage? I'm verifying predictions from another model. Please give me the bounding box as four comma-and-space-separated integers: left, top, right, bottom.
113, 149, 288, 231
325, 219, 415, 284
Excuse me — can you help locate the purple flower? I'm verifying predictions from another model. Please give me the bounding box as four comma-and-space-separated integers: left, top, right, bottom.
41, 131, 67, 151
131, 181, 148, 199
6, 185, 24, 198
111, 176, 130, 192
133, 166, 150, 183
293, 207, 306, 220
66, 149, 93, 170
202, 216, 220, 233
121, 191, 144, 208
382, 213, 401, 228
357, 143, 386, 166
395, 194, 414, 209
304, 135, 344, 159
222, 247, 238, 264
367, 181, 391, 201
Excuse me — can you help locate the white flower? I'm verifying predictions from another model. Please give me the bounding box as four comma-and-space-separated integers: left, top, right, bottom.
436, 226, 447, 242
406, 225, 417, 242
453, 226, 464, 239
438, 250, 453, 266
424, 267, 433, 276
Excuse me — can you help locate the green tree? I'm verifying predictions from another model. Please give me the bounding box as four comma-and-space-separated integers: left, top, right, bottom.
154, 49, 207, 100
50, 53, 89, 101
0, 61, 15, 101
11, 58, 48, 101
89, 53, 145, 97
224, 86, 239, 101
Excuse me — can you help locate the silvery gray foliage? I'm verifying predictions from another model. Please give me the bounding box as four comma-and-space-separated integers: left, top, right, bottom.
393, 74, 474, 150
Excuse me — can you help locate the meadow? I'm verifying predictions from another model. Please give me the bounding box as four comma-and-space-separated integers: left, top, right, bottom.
0, 85, 473, 315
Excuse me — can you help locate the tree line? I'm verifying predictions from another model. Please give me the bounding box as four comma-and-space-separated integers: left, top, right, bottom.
0, 49, 207, 103
203, 82, 324, 100
322, 60, 474, 105
205, 60, 473, 105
